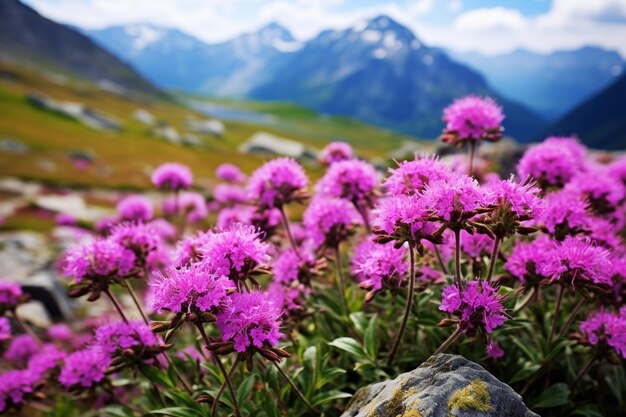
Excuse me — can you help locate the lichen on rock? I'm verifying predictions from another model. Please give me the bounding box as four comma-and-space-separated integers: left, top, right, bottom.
447, 379, 492, 416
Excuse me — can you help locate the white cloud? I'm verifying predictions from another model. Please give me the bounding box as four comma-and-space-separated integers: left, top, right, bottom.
448, 0, 462, 13
454, 7, 528, 31
23, 0, 626, 58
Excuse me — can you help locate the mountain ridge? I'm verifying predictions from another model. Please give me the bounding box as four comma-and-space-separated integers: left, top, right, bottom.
0, 0, 162, 98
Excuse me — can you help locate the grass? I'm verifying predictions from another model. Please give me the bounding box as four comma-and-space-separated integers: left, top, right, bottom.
0, 61, 432, 192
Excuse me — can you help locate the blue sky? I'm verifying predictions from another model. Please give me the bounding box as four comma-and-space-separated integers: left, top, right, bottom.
24, 0, 626, 56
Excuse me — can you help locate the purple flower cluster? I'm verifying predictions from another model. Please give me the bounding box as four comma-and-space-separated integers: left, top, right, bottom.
517, 137, 586, 188
162, 191, 209, 222
247, 157, 308, 209
117, 195, 153, 222
216, 163, 246, 183
319, 141, 354, 165
0, 317, 10, 340
0, 281, 24, 311
150, 265, 232, 314
384, 155, 452, 196
216, 291, 283, 353
151, 162, 193, 191
303, 197, 361, 248
441, 96, 504, 143
59, 348, 111, 389
351, 239, 408, 296
63, 238, 136, 282
94, 320, 157, 355
0, 369, 38, 412
440, 280, 508, 335
580, 309, 626, 358
316, 159, 379, 208
373, 195, 439, 245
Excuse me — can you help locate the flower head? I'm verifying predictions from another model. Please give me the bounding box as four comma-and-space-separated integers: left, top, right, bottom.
151, 162, 193, 191
0, 281, 25, 312
0, 317, 10, 341
272, 248, 318, 287
517, 137, 586, 188
420, 175, 488, 224
319, 141, 353, 165
540, 236, 613, 288
440, 96, 504, 144
303, 197, 361, 249
247, 158, 309, 209
539, 189, 591, 239
63, 238, 136, 283
27, 344, 66, 378
461, 230, 494, 259
565, 165, 625, 216
117, 195, 153, 222
216, 291, 283, 353
439, 280, 508, 335
486, 341, 504, 359
150, 265, 233, 314
200, 223, 271, 282
0, 369, 38, 412
580, 309, 626, 358
505, 236, 555, 284
216, 163, 246, 183
94, 321, 158, 356
351, 239, 408, 297
213, 184, 247, 205
109, 222, 167, 271
162, 191, 209, 222
59, 348, 111, 389
373, 194, 440, 245
384, 155, 452, 196
47, 323, 73, 341
316, 159, 379, 208
4, 334, 39, 363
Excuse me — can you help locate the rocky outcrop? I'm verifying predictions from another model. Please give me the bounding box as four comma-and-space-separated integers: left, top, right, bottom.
342, 354, 538, 417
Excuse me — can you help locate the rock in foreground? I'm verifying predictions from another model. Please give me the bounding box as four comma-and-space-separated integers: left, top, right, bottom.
342, 354, 538, 417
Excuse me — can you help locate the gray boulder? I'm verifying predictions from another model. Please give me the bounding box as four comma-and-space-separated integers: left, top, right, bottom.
342, 354, 538, 417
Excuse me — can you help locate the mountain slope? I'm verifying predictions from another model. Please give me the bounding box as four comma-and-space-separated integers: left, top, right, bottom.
0, 0, 160, 98
84, 15, 545, 140
544, 73, 626, 150
452, 47, 624, 120
86, 22, 300, 95
249, 16, 545, 140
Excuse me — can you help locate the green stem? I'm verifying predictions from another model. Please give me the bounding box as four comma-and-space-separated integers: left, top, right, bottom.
122, 280, 149, 325
433, 326, 463, 356
434, 245, 448, 275
573, 356, 597, 387
335, 244, 349, 316
279, 206, 300, 258
272, 360, 319, 415
547, 285, 565, 348
486, 236, 501, 282
468, 141, 476, 177
558, 297, 585, 338
453, 229, 463, 289
387, 243, 415, 366
196, 324, 241, 417
105, 289, 129, 323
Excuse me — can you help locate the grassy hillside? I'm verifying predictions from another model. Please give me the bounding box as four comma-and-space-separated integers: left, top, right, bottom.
0, 61, 429, 190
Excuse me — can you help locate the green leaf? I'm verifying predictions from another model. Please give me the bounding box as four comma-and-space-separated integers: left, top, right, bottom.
349, 312, 368, 335
237, 374, 256, 405
509, 363, 541, 384
137, 363, 175, 389
364, 314, 378, 358
328, 337, 367, 360
312, 390, 352, 407
147, 407, 205, 417
103, 405, 134, 417
531, 383, 570, 409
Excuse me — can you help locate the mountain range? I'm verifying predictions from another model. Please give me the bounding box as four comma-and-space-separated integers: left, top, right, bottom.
452, 48, 624, 120
545, 72, 626, 150
85, 17, 546, 140
0, 0, 160, 98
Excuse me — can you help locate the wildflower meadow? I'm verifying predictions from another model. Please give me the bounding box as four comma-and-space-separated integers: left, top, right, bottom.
1, 96, 625, 417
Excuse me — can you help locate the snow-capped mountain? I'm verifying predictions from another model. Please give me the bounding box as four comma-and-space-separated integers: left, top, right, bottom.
84, 16, 546, 140
85, 22, 299, 94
